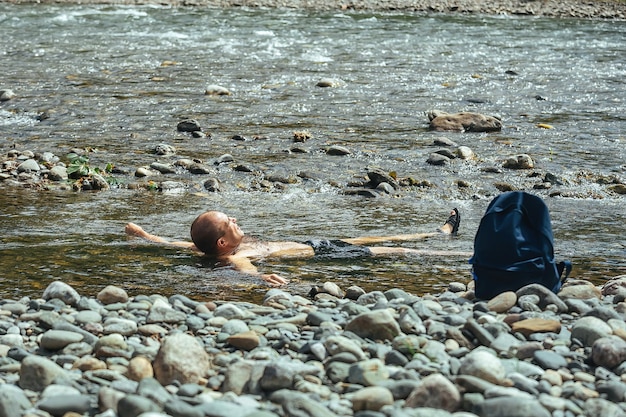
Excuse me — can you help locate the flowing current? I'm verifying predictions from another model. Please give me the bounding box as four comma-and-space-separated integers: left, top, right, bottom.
1, 4, 624, 302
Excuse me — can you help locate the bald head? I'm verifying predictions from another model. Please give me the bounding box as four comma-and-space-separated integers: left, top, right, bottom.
190, 211, 244, 256
190, 211, 228, 255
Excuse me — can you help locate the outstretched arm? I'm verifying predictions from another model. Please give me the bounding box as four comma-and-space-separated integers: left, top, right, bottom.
125, 223, 199, 251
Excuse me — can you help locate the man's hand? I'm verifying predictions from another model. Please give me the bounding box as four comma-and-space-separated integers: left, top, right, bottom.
261, 273, 289, 287
125, 223, 148, 238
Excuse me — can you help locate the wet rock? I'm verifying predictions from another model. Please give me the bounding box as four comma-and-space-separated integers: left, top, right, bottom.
17, 159, 40, 173
154, 143, 176, 155
134, 166, 154, 177
158, 180, 186, 192
434, 148, 456, 159
187, 162, 214, 175
48, 165, 68, 181
326, 145, 351, 155
203, 177, 221, 192
265, 173, 298, 184
316, 78, 340, 87
433, 137, 458, 147
366, 168, 399, 190
0, 89, 16, 101
608, 183, 626, 194
456, 145, 474, 159
343, 188, 381, 197
150, 162, 176, 174
427, 153, 451, 166
177, 119, 202, 132
293, 131, 311, 142
428, 110, 502, 132
215, 153, 234, 164
494, 181, 516, 192
204, 84, 231, 96
503, 154, 534, 169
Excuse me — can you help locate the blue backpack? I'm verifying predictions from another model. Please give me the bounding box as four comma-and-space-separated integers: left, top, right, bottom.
469, 191, 571, 299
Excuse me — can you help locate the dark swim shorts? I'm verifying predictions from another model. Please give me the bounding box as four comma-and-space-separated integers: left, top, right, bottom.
304, 239, 372, 259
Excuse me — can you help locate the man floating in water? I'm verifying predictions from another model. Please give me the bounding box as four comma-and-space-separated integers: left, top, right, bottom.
125, 208, 461, 286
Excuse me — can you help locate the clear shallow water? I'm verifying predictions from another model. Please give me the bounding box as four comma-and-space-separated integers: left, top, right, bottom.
0, 5, 624, 302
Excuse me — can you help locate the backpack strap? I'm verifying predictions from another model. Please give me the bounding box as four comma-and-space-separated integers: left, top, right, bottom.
557, 260, 572, 284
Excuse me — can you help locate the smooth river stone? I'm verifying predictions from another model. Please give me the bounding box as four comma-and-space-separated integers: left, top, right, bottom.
40, 330, 84, 350
487, 291, 517, 313
511, 318, 562, 337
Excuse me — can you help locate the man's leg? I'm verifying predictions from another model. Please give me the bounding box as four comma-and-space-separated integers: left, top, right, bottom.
341, 208, 460, 246
368, 246, 472, 257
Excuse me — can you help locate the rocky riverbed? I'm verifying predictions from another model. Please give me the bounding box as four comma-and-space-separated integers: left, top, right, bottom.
1, 121, 624, 198
2, 278, 626, 417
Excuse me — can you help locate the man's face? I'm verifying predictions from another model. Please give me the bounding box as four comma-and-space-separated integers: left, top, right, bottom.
218, 213, 244, 249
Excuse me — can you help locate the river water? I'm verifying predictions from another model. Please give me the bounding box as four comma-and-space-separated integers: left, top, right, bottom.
1, 4, 624, 302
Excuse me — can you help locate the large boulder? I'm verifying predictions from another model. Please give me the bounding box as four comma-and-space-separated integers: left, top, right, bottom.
428, 110, 502, 132
153, 333, 211, 385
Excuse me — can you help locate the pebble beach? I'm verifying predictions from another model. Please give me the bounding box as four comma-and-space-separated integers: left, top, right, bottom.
3, 277, 626, 417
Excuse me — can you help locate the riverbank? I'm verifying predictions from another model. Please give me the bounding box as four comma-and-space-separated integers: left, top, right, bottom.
1, 0, 626, 19
2, 278, 626, 417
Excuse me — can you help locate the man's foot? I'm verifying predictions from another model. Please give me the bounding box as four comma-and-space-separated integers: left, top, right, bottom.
438, 208, 460, 235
